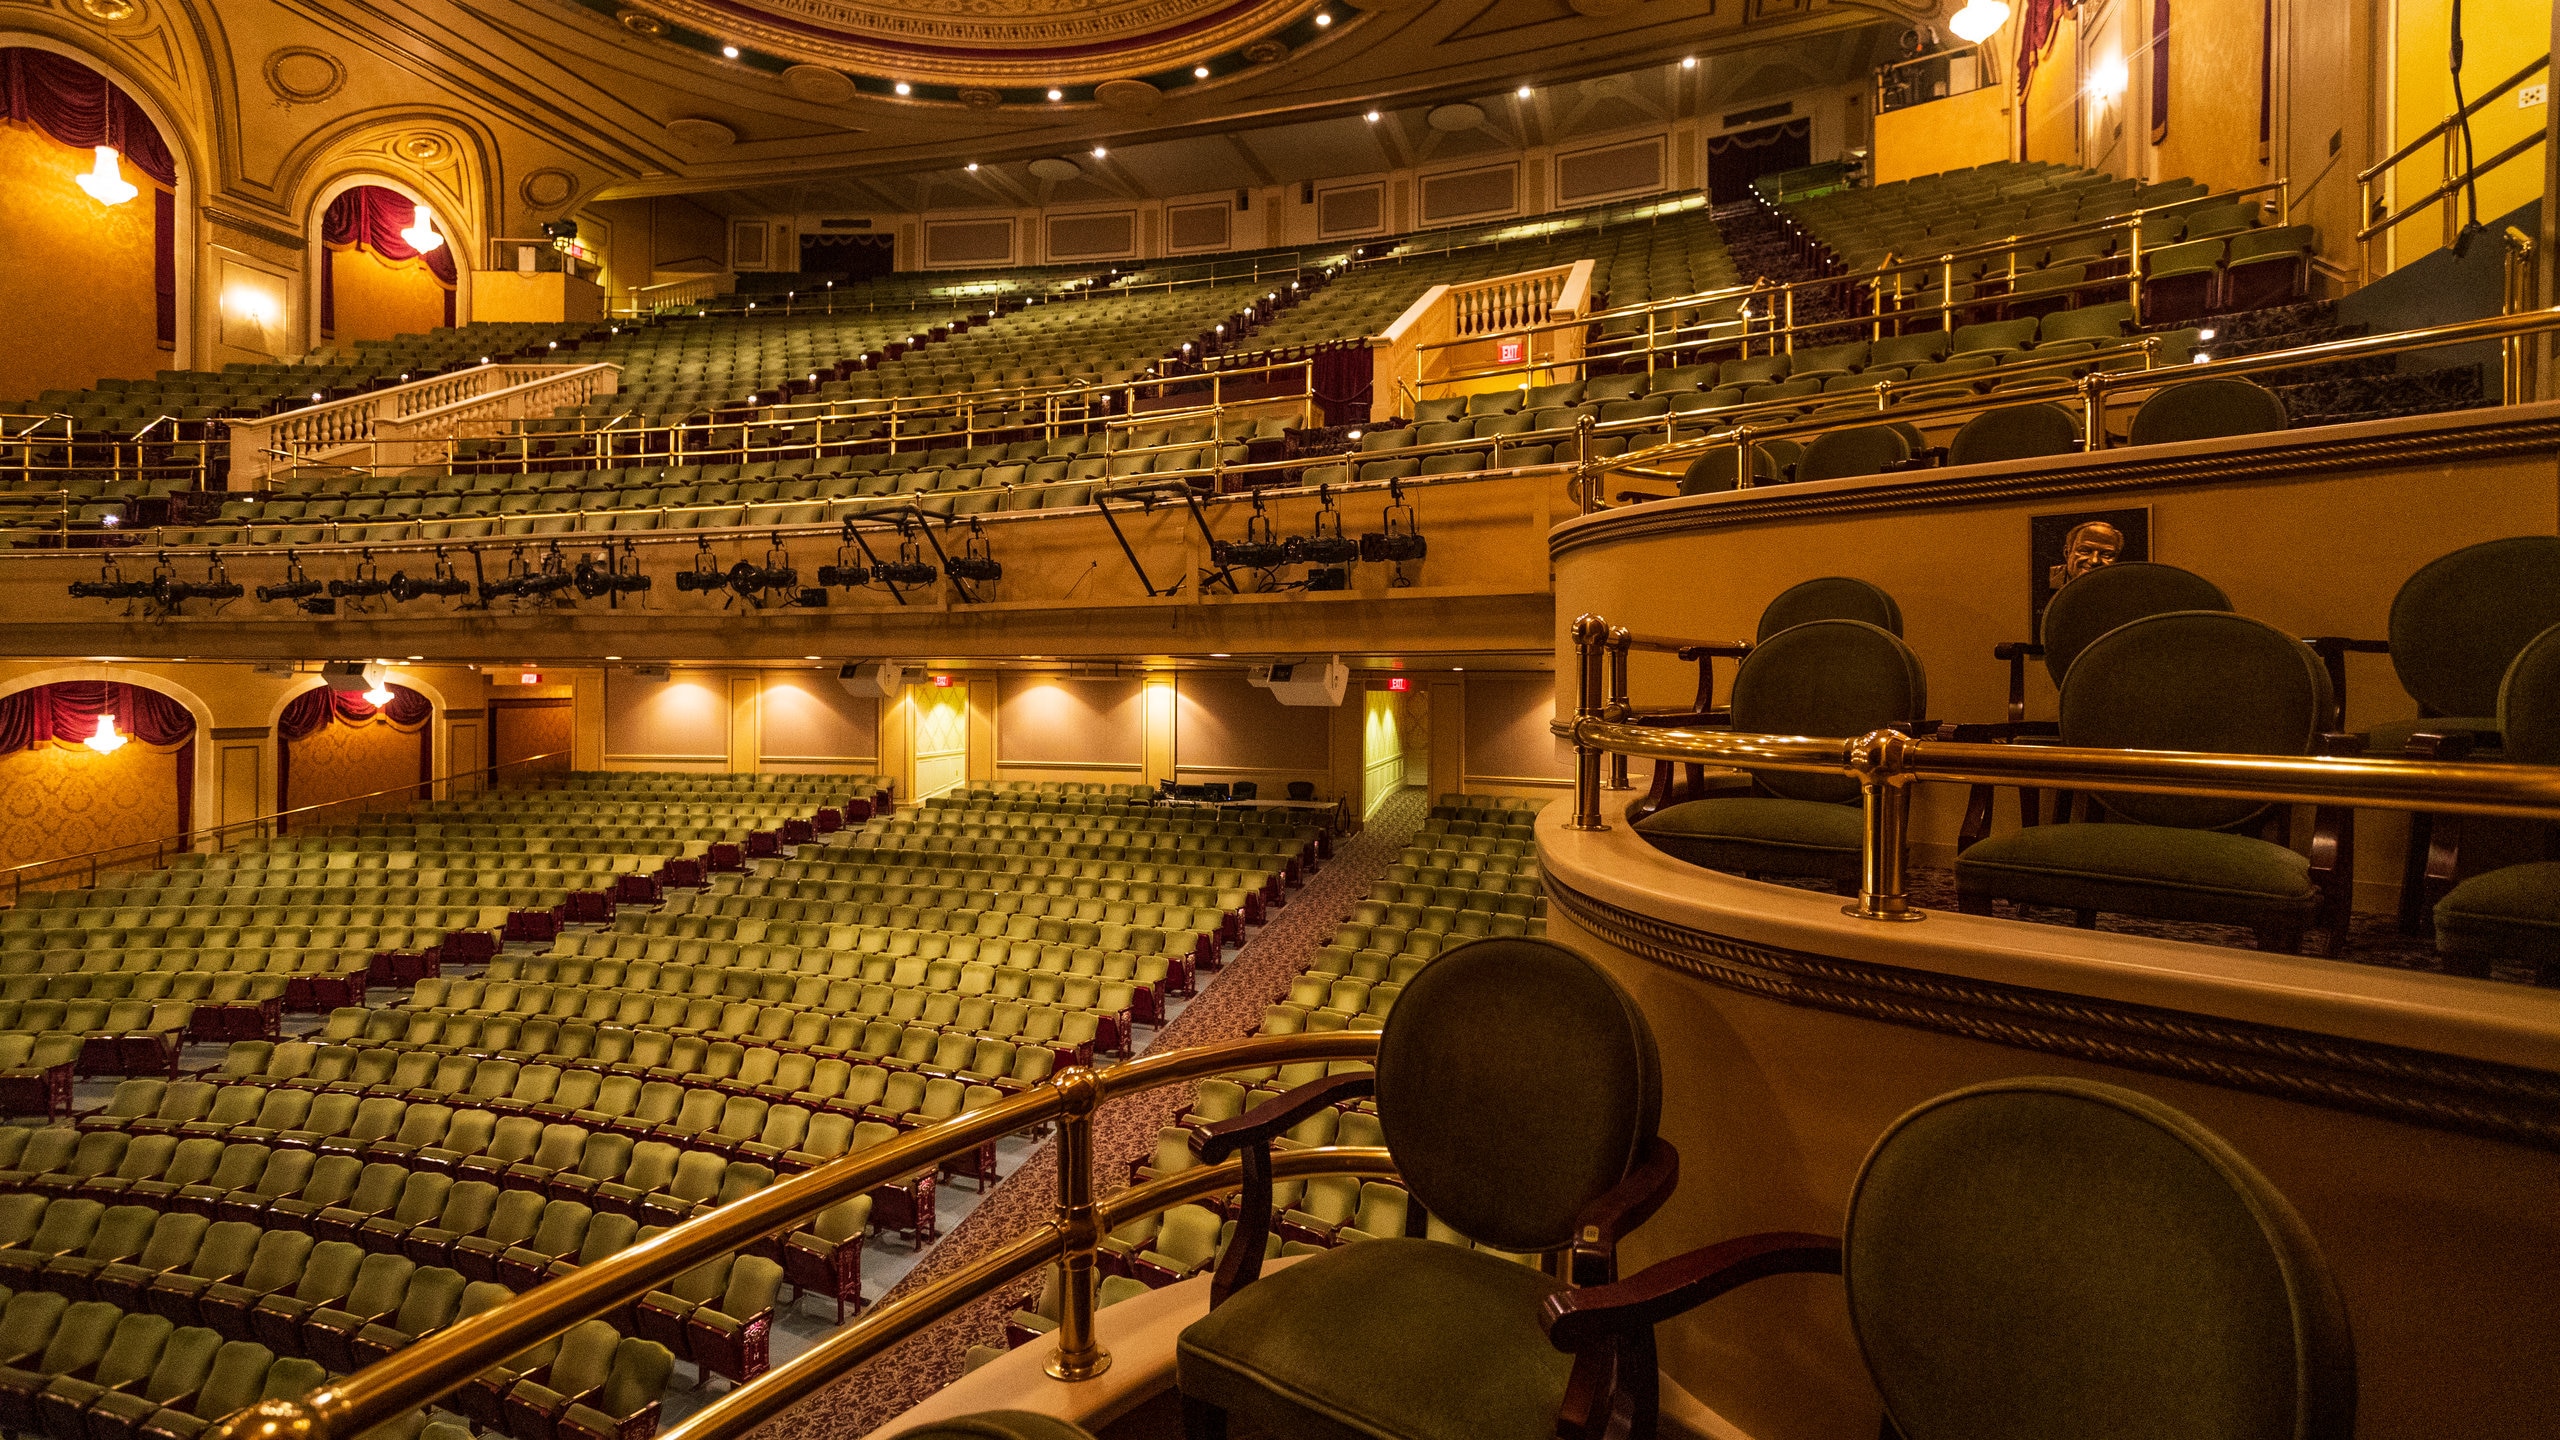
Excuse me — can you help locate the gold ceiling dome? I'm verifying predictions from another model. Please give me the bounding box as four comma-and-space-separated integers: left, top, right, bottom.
640, 0, 1326, 86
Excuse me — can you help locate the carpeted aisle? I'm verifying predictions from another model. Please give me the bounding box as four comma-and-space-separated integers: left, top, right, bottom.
757, 787, 1431, 1440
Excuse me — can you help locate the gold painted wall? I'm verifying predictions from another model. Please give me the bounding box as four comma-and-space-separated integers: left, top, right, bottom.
2388, 0, 2552, 269
1874, 84, 2011, 184
2021, 6, 2084, 165
285, 713, 426, 819
328, 245, 446, 346
492, 700, 572, 775
2149, 0, 2276, 196
0, 123, 164, 402
0, 740, 182, 871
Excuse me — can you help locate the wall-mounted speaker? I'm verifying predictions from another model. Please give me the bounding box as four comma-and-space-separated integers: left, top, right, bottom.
839, 660, 905, 698
1301, 180, 1315, 204
1237, 187, 1250, 212
321, 661, 370, 693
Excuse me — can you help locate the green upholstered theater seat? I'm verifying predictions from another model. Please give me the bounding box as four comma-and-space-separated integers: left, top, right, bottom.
1635, 797, 1865, 879
2435, 862, 2560, 977
888, 1414, 1097, 1440
1954, 823, 2314, 928
1947, 402, 2081, 467
2125, 377, 2287, 446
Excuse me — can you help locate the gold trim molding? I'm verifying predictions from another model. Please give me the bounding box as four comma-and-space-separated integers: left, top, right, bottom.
1554, 412, 2560, 560
637, 0, 1311, 85
1542, 872, 2560, 1152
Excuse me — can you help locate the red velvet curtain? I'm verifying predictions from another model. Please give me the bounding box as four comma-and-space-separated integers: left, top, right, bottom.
321, 185, 458, 333
1, 49, 179, 346
275, 683, 433, 834
0, 681, 195, 833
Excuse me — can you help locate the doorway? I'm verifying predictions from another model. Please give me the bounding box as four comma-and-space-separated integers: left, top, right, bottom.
801, 233, 896, 282
1707, 118, 1814, 203
908, 680, 969, 801
1362, 686, 1428, 820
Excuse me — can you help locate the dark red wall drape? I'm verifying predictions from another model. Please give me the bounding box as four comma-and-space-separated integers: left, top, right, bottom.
0, 680, 195, 833
322, 185, 458, 333
1, 49, 179, 347
275, 683, 432, 833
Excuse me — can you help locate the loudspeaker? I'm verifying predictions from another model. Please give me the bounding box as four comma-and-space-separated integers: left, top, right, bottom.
1248, 657, 1350, 706
1237, 188, 1250, 212
321, 661, 370, 693
839, 661, 905, 698
1301, 180, 1315, 204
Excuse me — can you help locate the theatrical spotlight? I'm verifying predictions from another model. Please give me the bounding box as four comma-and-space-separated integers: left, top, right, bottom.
153, 552, 243, 606
872, 525, 937, 588
674, 538, 726, 594
576, 542, 653, 599
1210, 494, 1289, 571
327, 552, 394, 601
945, 518, 1002, 585
817, 524, 870, 588
1359, 478, 1428, 567
389, 550, 471, 602
255, 556, 326, 606
1295, 486, 1362, 566
69, 557, 151, 601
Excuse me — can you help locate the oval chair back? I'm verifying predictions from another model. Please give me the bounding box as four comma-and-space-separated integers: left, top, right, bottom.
2500, 622, 2560, 764
1375, 938, 1660, 1255
1732, 620, 1929, 805
1847, 1078, 2354, 1440
1757, 576, 1903, 641
2059, 611, 2329, 830
1947, 402, 2081, 467
2039, 561, 2231, 688
2388, 535, 2560, 728
2125, 377, 2287, 446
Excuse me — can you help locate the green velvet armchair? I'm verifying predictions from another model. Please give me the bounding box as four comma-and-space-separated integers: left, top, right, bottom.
2433, 620, 2560, 983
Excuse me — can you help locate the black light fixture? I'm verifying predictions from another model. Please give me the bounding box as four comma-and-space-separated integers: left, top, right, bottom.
69, 556, 150, 601
255, 555, 325, 606
873, 522, 938, 588
156, 552, 243, 606
674, 537, 726, 593
1360, 477, 1428, 579
388, 549, 471, 602
945, 517, 1002, 584
1211, 494, 1290, 571
817, 522, 870, 588
327, 551, 394, 601
1296, 485, 1362, 566
575, 541, 652, 599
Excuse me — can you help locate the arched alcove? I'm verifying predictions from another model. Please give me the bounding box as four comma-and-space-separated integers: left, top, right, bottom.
307, 174, 468, 346
0, 669, 213, 872
271, 678, 438, 831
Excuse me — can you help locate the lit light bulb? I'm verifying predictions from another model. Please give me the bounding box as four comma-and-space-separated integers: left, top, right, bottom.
894, 81, 911, 95
1364, 110, 1380, 122
363, 685, 394, 706
1092, 146, 1108, 159
401, 203, 445, 253
966, 162, 980, 171
1516, 84, 1533, 99
1194, 66, 1210, 79
76, 146, 137, 206
1047, 88, 1064, 101
1314, 9, 1331, 21
1680, 56, 1696, 69
84, 715, 127, 755
1948, 0, 2009, 43
2090, 54, 2129, 99
722, 44, 740, 57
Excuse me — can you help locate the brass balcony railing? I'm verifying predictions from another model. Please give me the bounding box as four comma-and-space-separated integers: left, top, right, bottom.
203, 1029, 1387, 1440
2357, 53, 2549, 260
1557, 616, 2560, 923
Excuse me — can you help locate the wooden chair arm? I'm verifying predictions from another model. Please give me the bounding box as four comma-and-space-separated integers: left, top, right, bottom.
1567, 1139, 1678, 1284
1672, 643, 1752, 663
2403, 729, 2489, 759
1540, 1231, 1842, 1352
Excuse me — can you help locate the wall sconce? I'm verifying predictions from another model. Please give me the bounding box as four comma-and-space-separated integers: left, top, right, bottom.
2090, 54, 2129, 101
83, 715, 127, 755
1948, 0, 2009, 44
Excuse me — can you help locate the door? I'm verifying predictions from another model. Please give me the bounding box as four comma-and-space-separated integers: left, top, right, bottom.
908, 681, 969, 801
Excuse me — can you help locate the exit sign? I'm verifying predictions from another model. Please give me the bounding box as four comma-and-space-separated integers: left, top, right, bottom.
520, 672, 541, 685
1386, 676, 1410, 692
1496, 338, 1525, 365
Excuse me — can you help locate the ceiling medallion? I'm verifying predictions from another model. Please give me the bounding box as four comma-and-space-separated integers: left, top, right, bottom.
1095, 79, 1162, 112
630, 0, 1322, 86
264, 47, 346, 104
1026, 157, 1082, 181
1242, 38, 1289, 63
521, 169, 578, 209
396, 131, 454, 164
783, 64, 857, 103
618, 9, 667, 35
667, 116, 739, 148
1426, 101, 1484, 131
76, 0, 142, 24
957, 88, 1001, 109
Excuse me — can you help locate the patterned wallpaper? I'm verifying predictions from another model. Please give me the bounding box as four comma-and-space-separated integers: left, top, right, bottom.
286, 714, 427, 824
0, 740, 183, 871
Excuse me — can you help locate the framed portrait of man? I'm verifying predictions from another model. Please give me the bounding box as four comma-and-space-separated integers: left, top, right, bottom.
2030, 506, 2152, 627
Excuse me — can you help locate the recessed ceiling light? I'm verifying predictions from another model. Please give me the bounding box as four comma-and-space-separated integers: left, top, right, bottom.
1047, 87, 1064, 101
721, 44, 739, 57
1364, 109, 1380, 121
1516, 84, 1533, 98
804, 655, 821, 660
604, 655, 622, 661
1210, 652, 1230, 658
1452, 666, 1464, 672
1314, 10, 1331, 22
1092, 146, 1107, 158
1194, 65, 1210, 78
965, 161, 979, 171
1681, 55, 1696, 68
893, 81, 911, 95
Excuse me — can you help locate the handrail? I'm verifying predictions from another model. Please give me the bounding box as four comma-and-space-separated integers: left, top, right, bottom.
204, 1029, 1387, 1440
0, 747, 573, 908
2356, 53, 2549, 256
1557, 615, 2560, 921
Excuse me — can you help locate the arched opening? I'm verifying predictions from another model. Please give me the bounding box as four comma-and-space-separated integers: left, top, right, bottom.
0, 46, 184, 400
0, 680, 196, 872
277, 682, 433, 831
316, 180, 459, 344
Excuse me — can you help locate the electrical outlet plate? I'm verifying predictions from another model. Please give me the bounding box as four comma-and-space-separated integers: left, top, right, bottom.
2522, 82, 2548, 108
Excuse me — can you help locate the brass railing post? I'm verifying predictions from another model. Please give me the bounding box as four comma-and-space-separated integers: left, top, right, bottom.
2502, 226, 2538, 404
1846, 728, 1922, 922
2081, 374, 2108, 452
1568, 614, 1610, 831
1604, 626, 1632, 791
1045, 1067, 1111, 1381
1573, 412, 1598, 515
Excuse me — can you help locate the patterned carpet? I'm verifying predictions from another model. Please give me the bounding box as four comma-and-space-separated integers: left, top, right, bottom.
755, 788, 1430, 1440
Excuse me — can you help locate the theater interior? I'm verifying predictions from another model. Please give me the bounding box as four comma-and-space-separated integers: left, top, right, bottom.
0, 0, 2555, 1435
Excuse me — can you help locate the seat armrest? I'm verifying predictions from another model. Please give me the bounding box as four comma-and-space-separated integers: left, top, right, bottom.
1566, 1138, 1678, 1283
1192, 1070, 1374, 1166
1541, 1231, 1842, 1351
2403, 730, 2486, 760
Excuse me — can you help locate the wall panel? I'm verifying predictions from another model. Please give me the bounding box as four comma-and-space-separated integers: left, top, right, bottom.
0, 741, 182, 871
603, 672, 729, 764
997, 676, 1144, 770
760, 675, 879, 766
1461, 671, 1572, 793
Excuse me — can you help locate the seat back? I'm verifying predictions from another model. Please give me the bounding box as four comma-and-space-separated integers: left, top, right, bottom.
1757, 576, 1902, 641
2125, 377, 2286, 446
1730, 620, 1929, 803
2386, 536, 2560, 725
1796, 424, 1910, 483
1845, 1078, 2353, 1440
2039, 561, 2231, 687
2060, 612, 2328, 829
1371, 938, 1658, 1254
2500, 621, 2560, 764
1946, 403, 2080, 468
